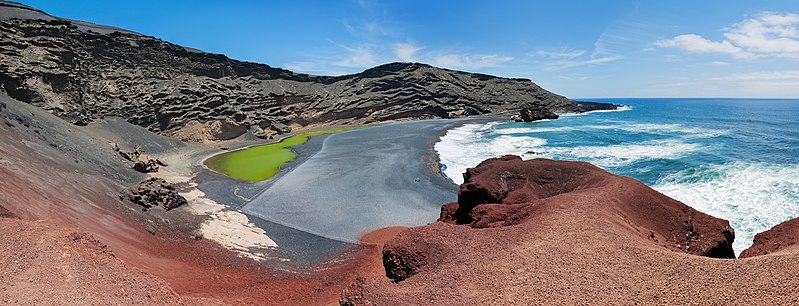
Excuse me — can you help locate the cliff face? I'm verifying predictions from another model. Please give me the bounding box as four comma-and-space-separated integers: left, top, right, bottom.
0, 2, 584, 140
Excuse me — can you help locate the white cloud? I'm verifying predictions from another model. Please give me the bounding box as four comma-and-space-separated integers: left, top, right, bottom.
283, 61, 351, 76
427, 53, 513, 70
340, 19, 391, 38
393, 43, 424, 62
529, 43, 623, 71
713, 70, 799, 81
705, 70, 799, 97
531, 50, 586, 59
584, 56, 623, 65
655, 34, 752, 58
334, 46, 382, 68
285, 42, 513, 75
536, 54, 623, 71
656, 12, 799, 59
711, 61, 731, 66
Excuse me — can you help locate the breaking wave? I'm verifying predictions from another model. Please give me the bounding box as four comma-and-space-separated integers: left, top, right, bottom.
654, 162, 799, 255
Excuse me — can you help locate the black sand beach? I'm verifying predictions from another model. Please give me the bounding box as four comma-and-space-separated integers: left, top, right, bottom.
241, 120, 461, 244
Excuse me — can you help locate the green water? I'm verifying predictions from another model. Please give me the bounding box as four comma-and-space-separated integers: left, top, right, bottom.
205, 127, 356, 182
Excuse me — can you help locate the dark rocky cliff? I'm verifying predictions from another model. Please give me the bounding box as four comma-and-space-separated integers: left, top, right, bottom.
0, 1, 598, 141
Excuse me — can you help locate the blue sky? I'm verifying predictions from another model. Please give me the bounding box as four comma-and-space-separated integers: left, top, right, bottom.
19, 0, 799, 98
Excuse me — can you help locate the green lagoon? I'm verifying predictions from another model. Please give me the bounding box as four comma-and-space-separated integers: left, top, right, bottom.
204, 127, 356, 182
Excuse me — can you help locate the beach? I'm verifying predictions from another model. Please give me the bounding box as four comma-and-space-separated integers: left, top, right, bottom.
241, 119, 461, 243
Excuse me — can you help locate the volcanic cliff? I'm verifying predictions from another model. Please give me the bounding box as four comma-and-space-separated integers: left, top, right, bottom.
0, 0, 608, 143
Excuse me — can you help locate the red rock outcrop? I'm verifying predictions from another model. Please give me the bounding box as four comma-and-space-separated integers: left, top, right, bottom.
443, 155, 735, 257
342, 157, 787, 305
382, 156, 735, 283
740, 218, 799, 258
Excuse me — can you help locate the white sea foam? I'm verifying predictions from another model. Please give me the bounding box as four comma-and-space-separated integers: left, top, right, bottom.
543, 140, 701, 168
576, 123, 726, 138
494, 126, 575, 134
436, 122, 699, 183
611, 123, 726, 137
654, 162, 799, 255
494, 122, 725, 139
435, 123, 547, 184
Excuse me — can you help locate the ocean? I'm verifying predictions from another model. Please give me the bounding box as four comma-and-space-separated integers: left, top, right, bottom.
435, 98, 799, 254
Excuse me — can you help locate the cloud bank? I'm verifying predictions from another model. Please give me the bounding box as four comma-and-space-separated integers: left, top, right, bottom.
656, 12, 799, 59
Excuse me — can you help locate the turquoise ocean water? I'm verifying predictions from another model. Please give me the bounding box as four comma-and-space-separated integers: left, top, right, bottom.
435, 98, 799, 254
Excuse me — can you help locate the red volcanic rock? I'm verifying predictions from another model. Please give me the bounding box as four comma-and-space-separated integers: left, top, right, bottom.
340, 157, 779, 304
740, 218, 799, 258
382, 231, 448, 282
0, 218, 192, 305
443, 155, 734, 258
0, 205, 16, 218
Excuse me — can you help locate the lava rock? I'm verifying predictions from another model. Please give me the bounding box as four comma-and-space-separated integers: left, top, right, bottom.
575, 101, 623, 112
121, 178, 187, 211
132, 159, 159, 173
511, 107, 559, 122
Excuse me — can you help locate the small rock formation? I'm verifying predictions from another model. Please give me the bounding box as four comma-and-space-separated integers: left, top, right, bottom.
132, 158, 159, 173
170, 118, 248, 142
250, 120, 292, 139
512, 107, 559, 122
575, 101, 624, 112
740, 218, 799, 257
120, 178, 188, 211
112, 143, 164, 173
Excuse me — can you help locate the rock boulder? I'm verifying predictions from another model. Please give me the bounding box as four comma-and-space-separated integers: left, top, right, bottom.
120, 178, 187, 211
511, 107, 559, 122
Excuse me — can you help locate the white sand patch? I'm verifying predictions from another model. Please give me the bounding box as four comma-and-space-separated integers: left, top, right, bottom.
202, 211, 279, 249
201, 210, 279, 261
150, 169, 192, 185
152, 168, 280, 261
186, 188, 280, 261
180, 189, 225, 215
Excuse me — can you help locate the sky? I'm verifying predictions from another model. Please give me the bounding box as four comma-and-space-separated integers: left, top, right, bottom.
18, 0, 799, 98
